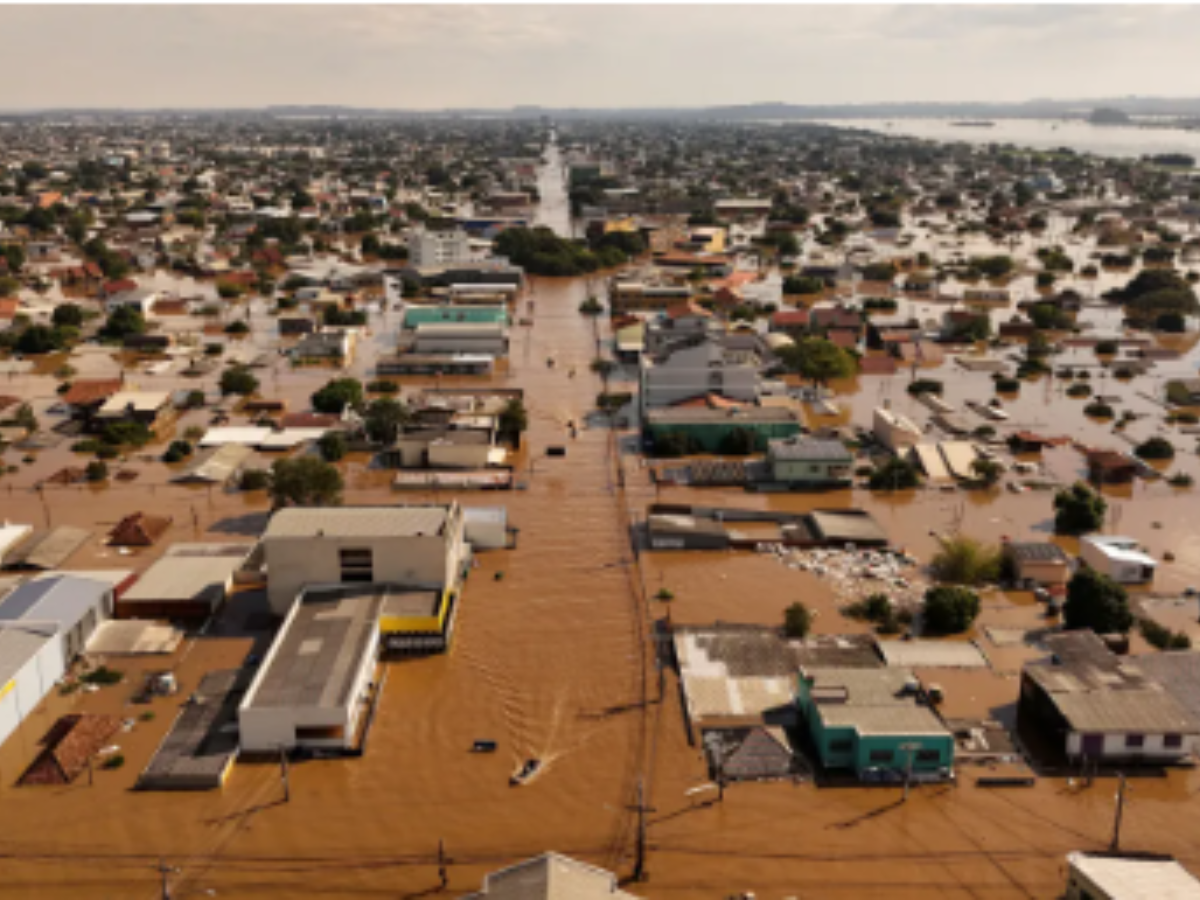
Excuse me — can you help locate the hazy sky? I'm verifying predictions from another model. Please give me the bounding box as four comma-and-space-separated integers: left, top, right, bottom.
2, 5, 1198, 109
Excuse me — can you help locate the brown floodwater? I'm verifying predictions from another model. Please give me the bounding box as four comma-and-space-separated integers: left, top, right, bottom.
6, 149, 1200, 900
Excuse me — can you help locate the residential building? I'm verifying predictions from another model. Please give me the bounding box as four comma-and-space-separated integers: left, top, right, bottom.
290, 329, 355, 363
796, 667, 955, 779
259, 505, 469, 616
767, 436, 854, 487
93, 391, 173, 434
1019, 631, 1200, 764
104, 287, 159, 315
238, 585, 381, 753
1065, 852, 1200, 900
642, 301, 717, 355
1003, 541, 1073, 586
1080, 536, 1157, 585
407, 226, 473, 268
463, 852, 640, 900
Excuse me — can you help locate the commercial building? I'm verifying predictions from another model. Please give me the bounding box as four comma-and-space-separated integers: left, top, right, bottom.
0, 626, 65, 753
260, 505, 469, 616
643, 406, 802, 454
1080, 536, 1157, 585
639, 337, 760, 409
1019, 631, 1200, 764
796, 667, 955, 779
463, 852, 640, 900
401, 304, 508, 330
238, 586, 381, 753
1065, 852, 1200, 900
117, 543, 251, 621
409, 322, 509, 356
873, 406, 923, 452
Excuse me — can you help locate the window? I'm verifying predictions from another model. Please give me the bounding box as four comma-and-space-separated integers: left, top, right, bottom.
829, 739, 853, 753
1164, 734, 1184, 749
339, 548, 374, 583
916, 749, 941, 763
868, 749, 893, 764
1125, 734, 1145, 749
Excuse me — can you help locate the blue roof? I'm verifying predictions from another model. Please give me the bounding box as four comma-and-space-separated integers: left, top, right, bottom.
0, 575, 110, 628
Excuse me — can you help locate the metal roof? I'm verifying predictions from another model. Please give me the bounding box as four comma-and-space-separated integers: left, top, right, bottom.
263, 506, 453, 540
877, 640, 989, 669
769, 437, 852, 462
465, 852, 640, 900
0, 575, 110, 628
1, 526, 90, 571
1006, 542, 1070, 564
172, 444, 255, 484
1068, 853, 1200, 899
122, 551, 246, 604
803, 667, 951, 738
0, 623, 60, 685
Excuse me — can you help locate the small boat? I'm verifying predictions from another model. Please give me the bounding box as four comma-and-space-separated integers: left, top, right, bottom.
471, 740, 497, 754
510, 758, 541, 787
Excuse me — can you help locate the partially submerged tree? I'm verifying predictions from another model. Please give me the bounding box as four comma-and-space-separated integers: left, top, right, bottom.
1064, 568, 1133, 634
1053, 482, 1107, 534
929, 536, 1001, 586
922, 586, 981, 636
269, 456, 344, 509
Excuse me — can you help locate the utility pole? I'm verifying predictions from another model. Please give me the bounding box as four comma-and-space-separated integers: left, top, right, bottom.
1110, 773, 1128, 852
632, 777, 655, 883
437, 839, 448, 890
900, 742, 921, 802
158, 859, 178, 900
279, 745, 290, 803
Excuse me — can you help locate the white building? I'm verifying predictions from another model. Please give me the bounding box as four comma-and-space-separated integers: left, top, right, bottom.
238, 586, 381, 753
1080, 536, 1157, 585
1066, 852, 1200, 900
873, 406, 923, 452
410, 322, 509, 356
260, 505, 469, 616
105, 288, 160, 315
463, 852, 641, 900
408, 226, 473, 268
639, 336, 760, 409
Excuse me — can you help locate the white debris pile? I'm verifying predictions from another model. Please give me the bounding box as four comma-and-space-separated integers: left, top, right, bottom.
755, 543, 929, 608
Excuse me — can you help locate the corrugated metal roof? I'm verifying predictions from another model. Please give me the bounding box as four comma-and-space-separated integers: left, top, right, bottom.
0, 624, 59, 684
1, 526, 89, 570
122, 553, 246, 604
877, 640, 989, 669
173, 444, 254, 484
0, 575, 109, 627
1068, 853, 1200, 899
264, 506, 451, 539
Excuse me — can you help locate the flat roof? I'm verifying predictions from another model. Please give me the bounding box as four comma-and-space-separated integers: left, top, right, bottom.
122, 550, 247, 604
263, 505, 453, 540
1068, 853, 1200, 899
2, 526, 90, 571
243, 588, 382, 711
382, 588, 441, 618
646, 407, 799, 425
806, 510, 888, 545
877, 640, 989, 669
804, 667, 950, 737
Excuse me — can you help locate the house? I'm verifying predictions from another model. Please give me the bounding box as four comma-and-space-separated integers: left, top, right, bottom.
278, 316, 315, 337
61, 379, 124, 422
1003, 541, 1073, 586
796, 667, 955, 779
116, 543, 250, 621
238, 585, 381, 754
703, 725, 796, 781
1065, 852, 1200, 900
291, 329, 355, 363
107, 512, 173, 547
609, 280, 692, 314
385, 428, 498, 470
93, 391, 173, 434
259, 504, 469, 617
18, 714, 123, 786
643, 407, 802, 454
1080, 536, 1157, 585
104, 287, 159, 315
640, 336, 760, 409
766, 436, 854, 487
873, 406, 923, 452
463, 852, 640, 900
171, 444, 255, 486
1018, 631, 1200, 764
642, 301, 716, 354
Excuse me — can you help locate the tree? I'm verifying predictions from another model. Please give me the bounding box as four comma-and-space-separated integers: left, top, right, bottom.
224, 319, 250, 335
922, 586, 981, 635
783, 602, 812, 639
317, 431, 347, 462
970, 457, 1003, 487
13, 403, 38, 434
100, 306, 146, 341
268, 456, 344, 509
52, 303, 84, 328
1156, 311, 1187, 333
85, 460, 108, 482
498, 398, 528, 444
311, 378, 364, 414
1135, 436, 1175, 460
776, 337, 855, 386
15, 325, 65, 354
868, 457, 921, 490
1054, 482, 1107, 534
219, 366, 259, 396
1064, 568, 1133, 634
363, 398, 408, 445
930, 535, 1001, 585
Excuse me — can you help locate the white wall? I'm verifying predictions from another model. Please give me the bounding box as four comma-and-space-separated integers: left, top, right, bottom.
0, 634, 67, 752
1065, 730, 1195, 761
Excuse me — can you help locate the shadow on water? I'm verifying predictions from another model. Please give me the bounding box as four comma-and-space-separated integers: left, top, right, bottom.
209, 511, 272, 536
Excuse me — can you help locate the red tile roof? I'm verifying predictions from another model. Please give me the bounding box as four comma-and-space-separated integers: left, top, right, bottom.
62, 379, 124, 406
108, 512, 173, 547
859, 356, 898, 375
19, 714, 123, 786
771, 309, 810, 329
827, 329, 858, 349
0, 298, 18, 320
665, 300, 713, 320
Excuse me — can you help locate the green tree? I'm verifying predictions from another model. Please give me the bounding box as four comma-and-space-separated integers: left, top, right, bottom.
13, 403, 38, 434
783, 602, 813, 639
100, 306, 146, 341
311, 377, 364, 414
268, 456, 344, 509
317, 431, 347, 462
868, 457, 921, 490
51, 303, 84, 328
15, 325, 65, 354
85, 460, 108, 482
970, 457, 1003, 487
498, 398, 528, 443
1135, 436, 1175, 460
1054, 482, 1107, 534
1064, 568, 1133, 634
776, 337, 855, 386
922, 586, 981, 635
930, 536, 1001, 585
219, 366, 259, 396
363, 398, 408, 445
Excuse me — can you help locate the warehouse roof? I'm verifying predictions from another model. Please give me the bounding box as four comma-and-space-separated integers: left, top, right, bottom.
0, 575, 110, 626
1, 526, 90, 571
0, 623, 60, 687
1136, 653, 1200, 725
1005, 542, 1071, 564
243, 587, 382, 711
172, 444, 255, 485
768, 436, 852, 462
264, 505, 454, 540
646, 406, 800, 425
805, 510, 888, 546
464, 852, 640, 900
122, 546, 248, 605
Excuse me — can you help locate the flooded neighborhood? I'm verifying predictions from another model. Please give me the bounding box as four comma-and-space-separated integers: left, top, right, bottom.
6, 7, 1200, 899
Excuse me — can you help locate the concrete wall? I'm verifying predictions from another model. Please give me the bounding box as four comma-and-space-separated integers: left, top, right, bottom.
772, 459, 852, 483
0, 635, 67, 752
428, 441, 492, 470
1065, 730, 1195, 762
264, 526, 466, 615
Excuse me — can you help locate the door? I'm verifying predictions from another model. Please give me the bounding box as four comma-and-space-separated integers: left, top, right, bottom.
1081, 734, 1104, 759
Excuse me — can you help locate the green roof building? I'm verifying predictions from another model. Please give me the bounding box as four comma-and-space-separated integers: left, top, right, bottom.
402, 305, 509, 329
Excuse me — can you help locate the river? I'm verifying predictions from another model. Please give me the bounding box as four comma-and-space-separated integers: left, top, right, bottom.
813, 117, 1200, 160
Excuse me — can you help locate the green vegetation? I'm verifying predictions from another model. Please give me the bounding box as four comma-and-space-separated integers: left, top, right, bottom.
929, 536, 1001, 585
497, 398, 528, 444
783, 602, 813, 639
239, 468, 270, 491
493, 226, 638, 276
269, 456, 344, 508
782, 276, 825, 295
81, 666, 123, 686
1135, 436, 1175, 460
363, 398, 409, 445
311, 377, 364, 414
775, 337, 855, 385
1084, 401, 1115, 418
1168, 472, 1195, 488
219, 366, 259, 396
102, 754, 125, 770
51, 303, 84, 328
366, 379, 399, 394
868, 457, 921, 490
1066, 383, 1092, 398
1064, 568, 1133, 634
162, 440, 193, 464
578, 296, 604, 315
102, 420, 151, 448
99, 306, 146, 342
1054, 482, 1107, 534
906, 379, 943, 396
85, 460, 108, 482
1140, 618, 1192, 650
845, 593, 904, 634
969, 457, 1003, 487
224, 319, 250, 335
971, 255, 1014, 279
317, 431, 348, 462
922, 586, 981, 636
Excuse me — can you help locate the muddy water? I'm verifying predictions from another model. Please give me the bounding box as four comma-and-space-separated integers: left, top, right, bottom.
6, 157, 1200, 900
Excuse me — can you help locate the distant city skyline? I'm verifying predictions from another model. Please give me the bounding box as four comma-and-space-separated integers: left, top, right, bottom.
1, 5, 1198, 110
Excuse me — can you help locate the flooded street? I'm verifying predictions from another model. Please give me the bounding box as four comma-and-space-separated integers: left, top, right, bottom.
6, 147, 1200, 900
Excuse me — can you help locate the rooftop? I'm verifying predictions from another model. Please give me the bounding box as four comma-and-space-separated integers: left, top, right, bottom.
243, 587, 382, 712
0, 574, 110, 626
1068, 852, 1200, 900
803, 667, 950, 737
263, 505, 454, 540
769, 436, 852, 462
1005, 542, 1071, 564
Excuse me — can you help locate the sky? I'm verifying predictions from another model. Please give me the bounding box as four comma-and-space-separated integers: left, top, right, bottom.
2, 4, 1199, 110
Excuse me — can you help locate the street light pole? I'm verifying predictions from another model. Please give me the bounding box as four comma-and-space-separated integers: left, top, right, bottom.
899, 742, 921, 802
